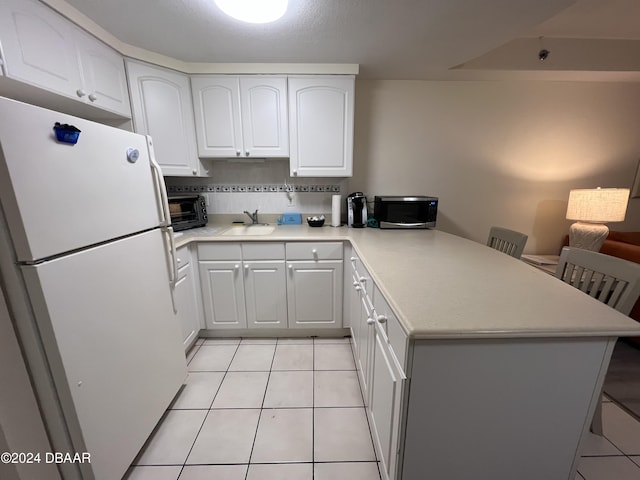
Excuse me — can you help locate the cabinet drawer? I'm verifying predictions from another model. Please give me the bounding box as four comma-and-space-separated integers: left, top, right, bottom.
242, 242, 284, 260
177, 262, 190, 282
176, 245, 191, 270
286, 242, 343, 260
197, 243, 241, 260
373, 284, 408, 368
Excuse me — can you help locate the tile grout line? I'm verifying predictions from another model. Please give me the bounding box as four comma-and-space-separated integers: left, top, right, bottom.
243, 340, 278, 479
179, 342, 241, 474
312, 339, 316, 479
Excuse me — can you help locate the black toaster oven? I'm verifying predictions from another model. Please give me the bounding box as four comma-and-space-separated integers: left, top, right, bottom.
168, 194, 208, 231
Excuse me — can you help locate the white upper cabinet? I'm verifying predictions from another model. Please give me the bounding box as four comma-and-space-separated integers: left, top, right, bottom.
127, 60, 203, 177
0, 0, 130, 117
191, 75, 289, 158
288, 75, 355, 177
74, 29, 130, 117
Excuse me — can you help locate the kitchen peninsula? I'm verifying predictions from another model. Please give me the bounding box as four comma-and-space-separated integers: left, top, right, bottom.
175, 224, 640, 480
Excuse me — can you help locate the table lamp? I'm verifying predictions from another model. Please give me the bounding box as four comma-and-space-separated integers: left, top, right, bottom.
566, 187, 630, 251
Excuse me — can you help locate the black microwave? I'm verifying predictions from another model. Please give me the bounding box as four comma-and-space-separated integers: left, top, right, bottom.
168, 194, 208, 231
373, 196, 438, 229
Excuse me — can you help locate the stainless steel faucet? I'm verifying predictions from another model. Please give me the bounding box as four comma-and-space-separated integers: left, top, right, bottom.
244, 209, 259, 224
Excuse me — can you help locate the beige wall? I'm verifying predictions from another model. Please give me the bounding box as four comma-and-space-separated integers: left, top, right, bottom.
351, 79, 640, 254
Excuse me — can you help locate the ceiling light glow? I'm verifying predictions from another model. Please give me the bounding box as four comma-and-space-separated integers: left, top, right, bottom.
214, 0, 288, 24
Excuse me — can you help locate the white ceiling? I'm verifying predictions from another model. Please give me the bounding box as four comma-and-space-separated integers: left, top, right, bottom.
61, 0, 640, 79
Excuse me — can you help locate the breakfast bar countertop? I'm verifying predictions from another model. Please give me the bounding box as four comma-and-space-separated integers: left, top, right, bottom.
174, 223, 640, 340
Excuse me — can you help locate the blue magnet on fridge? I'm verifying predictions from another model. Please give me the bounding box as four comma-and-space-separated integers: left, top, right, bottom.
53, 122, 81, 145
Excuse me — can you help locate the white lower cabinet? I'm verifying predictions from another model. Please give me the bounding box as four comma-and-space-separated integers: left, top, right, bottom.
347, 251, 407, 480
173, 245, 202, 351
197, 241, 343, 331
244, 261, 287, 328
198, 242, 297, 330
286, 260, 343, 328
199, 259, 247, 329
243, 243, 287, 329
370, 323, 406, 480
198, 242, 246, 329
348, 252, 374, 401
285, 242, 343, 328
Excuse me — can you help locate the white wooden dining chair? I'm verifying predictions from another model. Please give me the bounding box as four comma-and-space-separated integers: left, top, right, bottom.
486, 227, 528, 259
555, 246, 640, 435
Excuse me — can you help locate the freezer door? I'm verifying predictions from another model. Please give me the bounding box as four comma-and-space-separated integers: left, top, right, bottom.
21, 229, 186, 480
0, 97, 164, 262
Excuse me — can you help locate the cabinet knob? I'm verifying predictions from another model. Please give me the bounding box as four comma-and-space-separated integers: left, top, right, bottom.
88, 93, 97, 102
244, 264, 249, 270
367, 317, 375, 325
76, 89, 86, 98
177, 258, 182, 264
236, 150, 241, 156
292, 169, 298, 176
350, 256, 357, 262
192, 169, 197, 175
355, 285, 362, 291
359, 276, 367, 283
352, 281, 359, 287
245, 150, 250, 156
234, 264, 240, 270
377, 314, 387, 324
312, 248, 318, 255
288, 264, 293, 270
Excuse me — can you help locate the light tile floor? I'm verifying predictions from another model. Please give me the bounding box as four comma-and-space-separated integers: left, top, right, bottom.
576, 396, 640, 480
124, 337, 640, 480
124, 337, 381, 480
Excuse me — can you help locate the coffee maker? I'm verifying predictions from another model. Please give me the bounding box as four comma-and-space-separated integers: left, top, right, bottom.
347, 192, 367, 228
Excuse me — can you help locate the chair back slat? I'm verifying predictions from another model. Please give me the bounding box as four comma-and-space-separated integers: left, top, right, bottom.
606, 280, 627, 309
487, 227, 528, 259
555, 247, 640, 315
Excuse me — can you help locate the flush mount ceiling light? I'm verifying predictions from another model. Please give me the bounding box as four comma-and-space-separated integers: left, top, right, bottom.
214, 0, 288, 23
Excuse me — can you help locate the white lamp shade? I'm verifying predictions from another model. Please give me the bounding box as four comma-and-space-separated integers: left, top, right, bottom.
566, 188, 630, 223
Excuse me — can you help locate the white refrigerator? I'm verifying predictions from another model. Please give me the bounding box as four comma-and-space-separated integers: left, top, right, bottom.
0, 97, 187, 480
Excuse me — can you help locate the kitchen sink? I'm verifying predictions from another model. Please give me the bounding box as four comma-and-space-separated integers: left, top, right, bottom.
220, 224, 275, 236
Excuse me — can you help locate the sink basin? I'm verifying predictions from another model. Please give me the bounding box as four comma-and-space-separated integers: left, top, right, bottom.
221, 224, 275, 236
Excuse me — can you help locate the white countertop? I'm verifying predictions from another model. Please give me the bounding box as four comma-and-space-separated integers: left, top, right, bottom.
175, 223, 640, 340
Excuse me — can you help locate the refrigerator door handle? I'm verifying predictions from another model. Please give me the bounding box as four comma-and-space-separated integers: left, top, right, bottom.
147, 136, 171, 227
162, 226, 179, 313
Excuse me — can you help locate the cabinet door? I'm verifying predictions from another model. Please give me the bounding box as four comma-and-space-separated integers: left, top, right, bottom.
127, 60, 201, 176
357, 290, 374, 402
240, 76, 288, 157
370, 328, 405, 480
74, 28, 130, 117
288, 75, 354, 177
199, 260, 247, 329
191, 76, 242, 158
174, 262, 200, 351
0, 0, 81, 98
286, 260, 343, 328
244, 261, 287, 328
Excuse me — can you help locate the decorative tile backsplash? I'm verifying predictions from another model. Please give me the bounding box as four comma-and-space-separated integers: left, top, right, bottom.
167, 184, 341, 194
